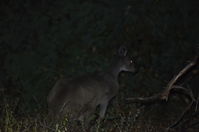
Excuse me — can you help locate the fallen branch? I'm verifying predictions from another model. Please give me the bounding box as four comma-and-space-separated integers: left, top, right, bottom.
161, 56, 198, 101
171, 85, 195, 101
167, 100, 194, 130
126, 85, 195, 104
126, 93, 161, 104
126, 55, 199, 130
127, 56, 198, 103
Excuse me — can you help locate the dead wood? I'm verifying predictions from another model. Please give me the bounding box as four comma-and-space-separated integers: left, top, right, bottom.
126, 55, 199, 130
127, 56, 198, 103
167, 101, 194, 129
161, 56, 198, 101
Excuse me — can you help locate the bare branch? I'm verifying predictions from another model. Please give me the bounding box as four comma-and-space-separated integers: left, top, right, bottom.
127, 56, 198, 104
167, 101, 194, 130
184, 112, 199, 127
126, 85, 195, 104
195, 95, 199, 112
126, 56, 198, 130
171, 85, 196, 101
126, 94, 161, 104
161, 56, 198, 101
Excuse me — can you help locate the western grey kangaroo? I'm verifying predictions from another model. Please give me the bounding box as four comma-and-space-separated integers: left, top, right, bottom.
47, 46, 135, 124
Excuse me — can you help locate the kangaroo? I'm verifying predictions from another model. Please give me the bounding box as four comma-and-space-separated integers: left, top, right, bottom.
47, 46, 136, 124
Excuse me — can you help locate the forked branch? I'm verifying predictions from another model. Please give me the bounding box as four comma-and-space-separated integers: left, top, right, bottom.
126, 56, 198, 103
161, 56, 198, 101
126, 55, 198, 130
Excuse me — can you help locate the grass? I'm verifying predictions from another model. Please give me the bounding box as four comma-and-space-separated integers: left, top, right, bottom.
0, 95, 198, 132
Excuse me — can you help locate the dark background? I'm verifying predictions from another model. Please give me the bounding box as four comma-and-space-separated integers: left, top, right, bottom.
0, 0, 198, 131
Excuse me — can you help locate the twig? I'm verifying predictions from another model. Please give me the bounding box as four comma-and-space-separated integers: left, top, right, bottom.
171, 85, 195, 101
126, 85, 195, 104
126, 94, 161, 104
179, 105, 199, 129
195, 95, 199, 112
167, 101, 194, 130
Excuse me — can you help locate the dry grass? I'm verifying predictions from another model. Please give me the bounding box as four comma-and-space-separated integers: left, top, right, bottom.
0, 97, 198, 132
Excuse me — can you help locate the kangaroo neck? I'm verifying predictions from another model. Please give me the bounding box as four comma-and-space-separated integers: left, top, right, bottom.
106, 63, 122, 81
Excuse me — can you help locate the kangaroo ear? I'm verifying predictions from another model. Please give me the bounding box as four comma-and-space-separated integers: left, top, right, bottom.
118, 46, 127, 56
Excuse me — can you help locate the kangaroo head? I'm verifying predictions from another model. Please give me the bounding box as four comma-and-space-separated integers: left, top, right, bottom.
116, 46, 136, 73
